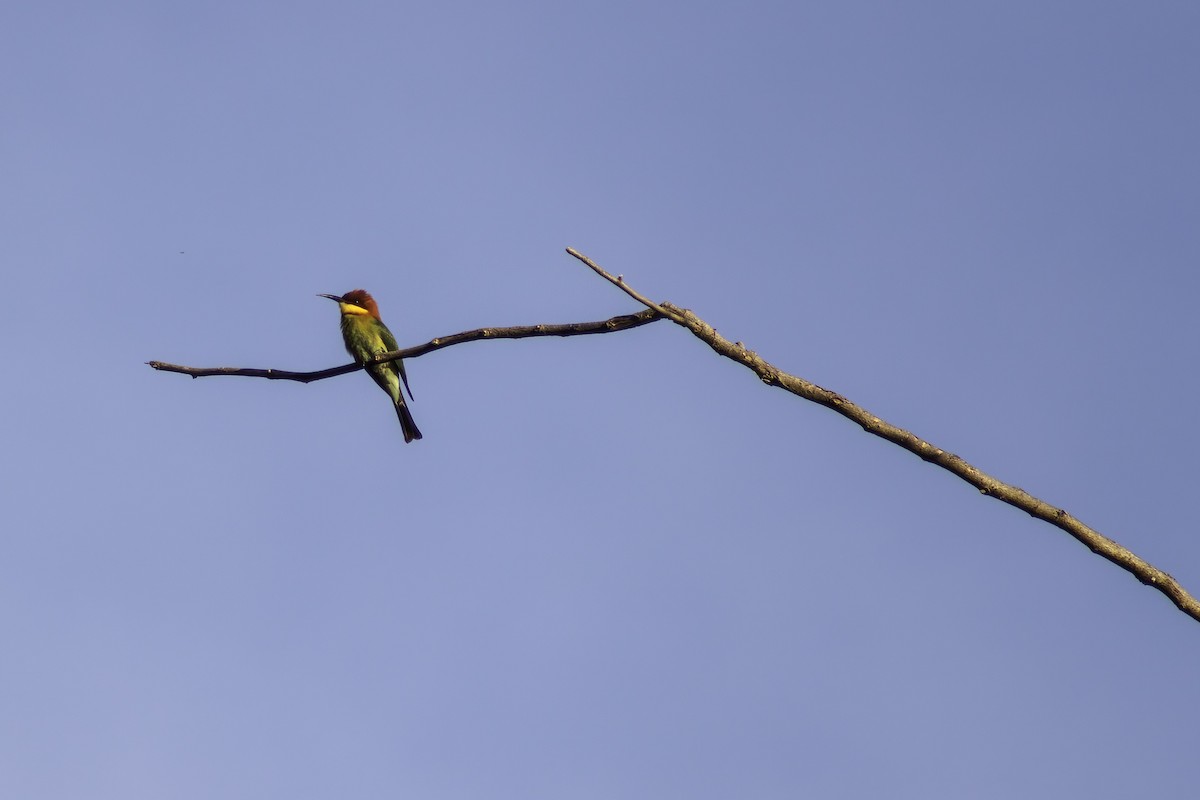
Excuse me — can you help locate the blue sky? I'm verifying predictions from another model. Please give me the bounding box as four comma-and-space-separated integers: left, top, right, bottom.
3, 1, 1199, 797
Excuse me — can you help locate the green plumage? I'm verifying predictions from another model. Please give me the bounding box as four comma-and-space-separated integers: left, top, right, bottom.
339, 312, 422, 442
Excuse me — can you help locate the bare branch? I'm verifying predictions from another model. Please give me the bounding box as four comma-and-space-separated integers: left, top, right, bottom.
563, 247, 1200, 625
565, 247, 684, 322
147, 309, 664, 380
148, 249, 1199, 624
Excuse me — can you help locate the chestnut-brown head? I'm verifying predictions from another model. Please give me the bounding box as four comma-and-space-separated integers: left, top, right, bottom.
318, 289, 381, 319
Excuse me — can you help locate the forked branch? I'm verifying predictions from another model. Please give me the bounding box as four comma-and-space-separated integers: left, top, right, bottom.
147, 249, 1200, 625
563, 247, 1200, 625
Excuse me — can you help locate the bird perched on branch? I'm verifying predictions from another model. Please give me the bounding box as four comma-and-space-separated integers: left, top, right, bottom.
319, 289, 422, 442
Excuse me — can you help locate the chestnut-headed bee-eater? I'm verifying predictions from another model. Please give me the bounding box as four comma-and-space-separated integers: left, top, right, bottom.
319, 289, 423, 443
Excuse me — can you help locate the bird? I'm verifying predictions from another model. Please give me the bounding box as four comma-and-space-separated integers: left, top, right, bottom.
319, 289, 423, 442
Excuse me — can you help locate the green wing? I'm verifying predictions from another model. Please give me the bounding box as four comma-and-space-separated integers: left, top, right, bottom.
378, 322, 415, 401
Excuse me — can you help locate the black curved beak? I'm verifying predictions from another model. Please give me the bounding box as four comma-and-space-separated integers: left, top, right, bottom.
318, 293, 343, 302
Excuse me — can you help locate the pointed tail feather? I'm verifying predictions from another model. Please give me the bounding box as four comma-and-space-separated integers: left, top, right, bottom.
396, 399, 423, 443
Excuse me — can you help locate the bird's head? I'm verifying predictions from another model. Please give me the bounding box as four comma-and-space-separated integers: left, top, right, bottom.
319, 289, 380, 319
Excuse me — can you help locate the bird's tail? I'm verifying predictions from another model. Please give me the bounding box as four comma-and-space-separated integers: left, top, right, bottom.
396, 399, 423, 443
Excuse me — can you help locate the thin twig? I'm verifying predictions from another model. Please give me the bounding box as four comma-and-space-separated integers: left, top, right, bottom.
148, 310, 663, 380
565, 247, 684, 322
564, 247, 1200, 625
